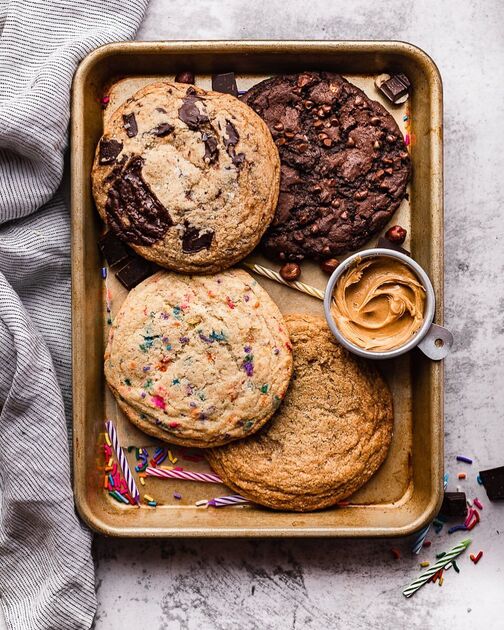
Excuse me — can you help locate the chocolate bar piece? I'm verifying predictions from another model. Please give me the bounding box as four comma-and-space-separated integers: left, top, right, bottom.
479, 466, 504, 501
378, 73, 411, 104
440, 492, 467, 517
212, 72, 238, 97
98, 231, 131, 267
377, 236, 411, 256
115, 257, 154, 290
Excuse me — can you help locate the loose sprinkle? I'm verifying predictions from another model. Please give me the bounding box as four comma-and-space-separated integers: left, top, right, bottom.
456, 456, 473, 464
101, 267, 107, 279
420, 561, 430, 567
436, 552, 446, 559
423, 541, 431, 548
195, 499, 208, 507
452, 560, 460, 573
104, 433, 111, 446
470, 551, 483, 564
147, 501, 157, 507
144, 494, 154, 502
448, 524, 467, 534
391, 548, 401, 560
458, 472, 466, 479
140, 477, 145, 486
173, 492, 182, 500
467, 499, 473, 508
473, 498, 483, 510
477, 474, 483, 485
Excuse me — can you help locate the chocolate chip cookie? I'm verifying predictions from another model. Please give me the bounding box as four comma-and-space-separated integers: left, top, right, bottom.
242, 72, 411, 262
105, 269, 293, 448
207, 315, 394, 511
92, 82, 280, 274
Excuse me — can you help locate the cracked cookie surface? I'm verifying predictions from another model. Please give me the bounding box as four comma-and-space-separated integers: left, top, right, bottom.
207, 315, 394, 510
104, 269, 293, 448
92, 82, 280, 273
242, 72, 410, 262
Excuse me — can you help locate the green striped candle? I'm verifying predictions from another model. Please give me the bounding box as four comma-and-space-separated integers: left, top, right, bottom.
402, 538, 471, 598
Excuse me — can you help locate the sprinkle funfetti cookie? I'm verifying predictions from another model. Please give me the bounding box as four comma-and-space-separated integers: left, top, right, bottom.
92, 81, 280, 274
105, 269, 293, 448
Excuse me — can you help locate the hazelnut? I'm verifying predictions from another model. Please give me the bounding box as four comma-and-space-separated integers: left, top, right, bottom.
284, 131, 295, 139
386, 134, 396, 143
303, 99, 314, 109
322, 104, 332, 114
279, 262, 301, 282
320, 258, 339, 274
373, 140, 381, 149
175, 71, 195, 84
273, 122, 284, 131
346, 137, 355, 147
370, 116, 381, 126
322, 138, 333, 148
385, 225, 407, 244
276, 137, 286, 146
354, 190, 368, 200
313, 120, 324, 129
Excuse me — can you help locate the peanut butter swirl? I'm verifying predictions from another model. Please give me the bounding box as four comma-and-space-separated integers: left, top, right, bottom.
332, 257, 426, 352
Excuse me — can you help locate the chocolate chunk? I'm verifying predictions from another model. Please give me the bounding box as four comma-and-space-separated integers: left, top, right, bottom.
377, 236, 411, 256
212, 72, 238, 97
181, 221, 214, 253
98, 231, 131, 267
175, 71, 195, 84
152, 122, 174, 137
105, 155, 173, 246
99, 138, 123, 165
122, 113, 138, 138
479, 466, 504, 501
178, 91, 208, 129
201, 132, 219, 164
440, 492, 468, 517
115, 256, 154, 290
378, 74, 411, 104
223, 120, 245, 168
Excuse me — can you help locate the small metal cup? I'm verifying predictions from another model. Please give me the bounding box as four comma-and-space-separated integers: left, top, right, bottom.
323, 248, 453, 361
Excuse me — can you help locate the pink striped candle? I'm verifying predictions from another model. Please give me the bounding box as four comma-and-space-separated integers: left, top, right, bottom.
145, 466, 222, 483
105, 420, 140, 504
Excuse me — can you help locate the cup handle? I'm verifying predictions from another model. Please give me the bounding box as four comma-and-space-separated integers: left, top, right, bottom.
417, 323, 453, 360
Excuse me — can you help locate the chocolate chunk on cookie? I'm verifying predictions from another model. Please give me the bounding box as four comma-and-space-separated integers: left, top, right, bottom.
242, 72, 411, 261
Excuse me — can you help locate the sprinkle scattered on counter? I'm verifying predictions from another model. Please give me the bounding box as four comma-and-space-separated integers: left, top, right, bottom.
470, 551, 483, 564
458, 472, 467, 479
457, 455, 473, 464
473, 497, 483, 510
390, 548, 401, 560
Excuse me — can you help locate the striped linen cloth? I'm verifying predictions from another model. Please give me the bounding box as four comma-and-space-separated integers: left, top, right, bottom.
0, 2, 148, 629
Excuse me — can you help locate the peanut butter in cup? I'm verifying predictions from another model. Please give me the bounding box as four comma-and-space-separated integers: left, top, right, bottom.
331, 256, 426, 352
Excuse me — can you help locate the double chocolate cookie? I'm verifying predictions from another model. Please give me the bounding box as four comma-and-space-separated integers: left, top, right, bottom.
242, 72, 411, 262
92, 82, 280, 274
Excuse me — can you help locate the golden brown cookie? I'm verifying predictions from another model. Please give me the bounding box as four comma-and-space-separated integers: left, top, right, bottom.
92, 81, 280, 273
207, 314, 393, 510
105, 269, 293, 448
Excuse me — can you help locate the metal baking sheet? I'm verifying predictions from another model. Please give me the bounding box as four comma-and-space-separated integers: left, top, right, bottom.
71, 41, 444, 537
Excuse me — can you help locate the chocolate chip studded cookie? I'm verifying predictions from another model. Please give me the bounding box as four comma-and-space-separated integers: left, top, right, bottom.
207, 315, 393, 511
242, 72, 411, 262
105, 269, 293, 448
92, 82, 280, 274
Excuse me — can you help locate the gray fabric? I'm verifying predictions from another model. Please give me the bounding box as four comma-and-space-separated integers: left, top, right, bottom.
0, 1, 149, 628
